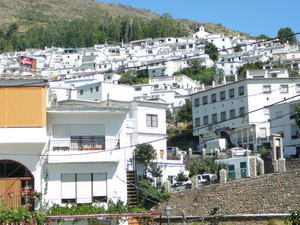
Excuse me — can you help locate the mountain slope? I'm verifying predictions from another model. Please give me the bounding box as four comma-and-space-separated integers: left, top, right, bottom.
0, 0, 159, 31
0, 0, 252, 38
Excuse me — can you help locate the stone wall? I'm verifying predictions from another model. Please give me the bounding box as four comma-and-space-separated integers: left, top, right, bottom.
152, 168, 300, 217
286, 158, 300, 170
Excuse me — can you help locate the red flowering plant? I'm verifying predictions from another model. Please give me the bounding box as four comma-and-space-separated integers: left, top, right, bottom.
19, 189, 26, 195
29, 190, 39, 196
5, 189, 15, 195
29, 189, 42, 199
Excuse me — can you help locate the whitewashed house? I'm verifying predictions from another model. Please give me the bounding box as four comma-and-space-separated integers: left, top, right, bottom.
191, 69, 300, 152
269, 99, 300, 154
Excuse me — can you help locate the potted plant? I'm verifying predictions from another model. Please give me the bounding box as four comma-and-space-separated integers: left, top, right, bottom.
19, 189, 26, 196
29, 190, 41, 199
6, 189, 15, 197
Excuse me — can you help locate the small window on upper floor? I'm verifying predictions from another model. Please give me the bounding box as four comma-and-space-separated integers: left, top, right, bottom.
195, 118, 200, 127
229, 89, 235, 98
239, 107, 245, 116
194, 98, 200, 107
263, 85, 271, 93
146, 114, 158, 127
264, 106, 269, 115
280, 84, 289, 93
238, 86, 244, 96
230, 109, 236, 119
220, 91, 225, 100
203, 116, 209, 125
80, 90, 83, 95
90, 88, 93, 93
276, 111, 283, 118
296, 84, 300, 93
202, 96, 208, 105
212, 114, 217, 123
221, 111, 226, 121
211, 94, 216, 103
96, 86, 99, 92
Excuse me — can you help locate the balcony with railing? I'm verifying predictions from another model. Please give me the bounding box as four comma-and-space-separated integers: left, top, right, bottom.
48, 139, 121, 164
49, 139, 119, 151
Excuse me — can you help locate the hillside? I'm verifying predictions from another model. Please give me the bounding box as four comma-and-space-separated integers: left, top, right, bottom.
0, 0, 159, 32
0, 0, 252, 38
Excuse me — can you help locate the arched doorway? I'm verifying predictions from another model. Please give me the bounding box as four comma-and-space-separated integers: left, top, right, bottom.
0, 160, 35, 210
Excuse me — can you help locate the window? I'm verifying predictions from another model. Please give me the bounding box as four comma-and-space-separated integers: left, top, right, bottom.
239, 107, 245, 116
280, 85, 289, 93
80, 90, 83, 95
263, 85, 271, 93
90, 88, 93, 93
195, 118, 200, 127
71, 136, 105, 150
211, 94, 216, 103
229, 89, 235, 98
230, 109, 235, 119
203, 116, 209, 125
146, 114, 158, 127
240, 162, 247, 168
135, 87, 141, 91
221, 112, 226, 121
212, 114, 217, 123
264, 106, 269, 115
296, 84, 300, 93
202, 96, 208, 105
260, 128, 267, 138
194, 98, 200, 107
220, 91, 225, 100
238, 86, 244, 96
96, 86, 99, 92
276, 111, 283, 118
61, 173, 107, 204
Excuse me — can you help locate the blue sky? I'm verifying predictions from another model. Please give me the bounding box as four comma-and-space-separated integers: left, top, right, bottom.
97, 0, 300, 39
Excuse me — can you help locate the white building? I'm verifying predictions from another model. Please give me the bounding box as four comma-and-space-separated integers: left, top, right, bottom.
191, 68, 300, 152
269, 99, 300, 153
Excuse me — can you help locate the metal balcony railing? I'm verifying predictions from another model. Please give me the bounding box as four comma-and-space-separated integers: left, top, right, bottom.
49, 139, 120, 151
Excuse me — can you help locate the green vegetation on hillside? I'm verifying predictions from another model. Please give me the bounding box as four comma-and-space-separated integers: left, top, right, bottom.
0, 14, 188, 53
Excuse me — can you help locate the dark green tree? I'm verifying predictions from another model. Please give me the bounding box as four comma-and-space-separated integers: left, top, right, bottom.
236, 61, 264, 80
187, 58, 205, 75
256, 34, 271, 40
138, 179, 170, 209
148, 161, 163, 178
277, 27, 297, 45
233, 44, 242, 52
174, 170, 188, 182
118, 71, 138, 85
294, 104, 300, 129
284, 211, 300, 225
205, 42, 219, 62
289, 70, 299, 77
166, 109, 174, 124
135, 143, 155, 177
176, 100, 192, 123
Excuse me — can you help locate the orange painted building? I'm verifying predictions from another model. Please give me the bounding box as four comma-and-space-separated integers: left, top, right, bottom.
0, 78, 49, 210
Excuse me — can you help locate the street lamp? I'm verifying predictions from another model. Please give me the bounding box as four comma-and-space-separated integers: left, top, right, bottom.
165, 205, 172, 225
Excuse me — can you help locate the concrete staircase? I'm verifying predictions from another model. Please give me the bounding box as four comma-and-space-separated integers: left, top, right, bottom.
126, 171, 139, 206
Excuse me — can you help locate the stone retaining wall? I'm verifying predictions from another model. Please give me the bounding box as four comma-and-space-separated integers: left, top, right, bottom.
152, 169, 300, 218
